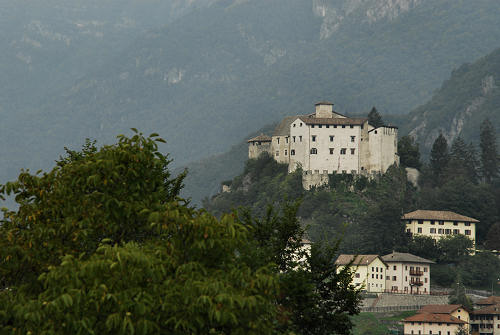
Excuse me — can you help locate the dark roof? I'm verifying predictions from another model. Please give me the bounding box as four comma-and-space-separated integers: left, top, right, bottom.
382, 252, 434, 264
404, 312, 466, 324
335, 254, 383, 266
315, 101, 333, 105
299, 116, 368, 126
472, 304, 500, 315
402, 210, 479, 223
419, 305, 465, 314
273, 115, 303, 136
368, 125, 399, 132
476, 296, 500, 306
247, 134, 271, 142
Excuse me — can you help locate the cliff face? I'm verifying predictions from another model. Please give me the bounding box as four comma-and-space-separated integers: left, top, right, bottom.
405, 48, 500, 154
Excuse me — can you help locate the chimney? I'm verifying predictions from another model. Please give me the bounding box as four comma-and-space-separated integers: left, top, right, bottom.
315, 101, 333, 118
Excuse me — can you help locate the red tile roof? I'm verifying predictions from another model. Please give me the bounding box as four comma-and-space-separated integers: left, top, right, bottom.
472, 304, 500, 315
476, 296, 500, 306
402, 210, 479, 223
404, 312, 466, 324
418, 305, 464, 314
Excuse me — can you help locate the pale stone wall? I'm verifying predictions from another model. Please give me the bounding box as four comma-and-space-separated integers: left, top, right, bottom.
405, 219, 476, 245
302, 170, 328, 190
385, 261, 431, 295
248, 141, 272, 159
367, 126, 398, 174
271, 135, 290, 164
339, 258, 386, 293
404, 321, 463, 335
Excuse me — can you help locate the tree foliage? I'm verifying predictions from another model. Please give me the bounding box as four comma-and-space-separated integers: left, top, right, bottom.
429, 133, 449, 186
480, 118, 499, 183
368, 107, 384, 128
398, 135, 422, 169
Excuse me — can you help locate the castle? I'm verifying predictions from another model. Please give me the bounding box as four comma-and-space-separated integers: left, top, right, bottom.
248, 102, 399, 188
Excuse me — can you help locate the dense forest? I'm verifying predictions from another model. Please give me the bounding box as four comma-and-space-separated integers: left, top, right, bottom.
204, 118, 500, 290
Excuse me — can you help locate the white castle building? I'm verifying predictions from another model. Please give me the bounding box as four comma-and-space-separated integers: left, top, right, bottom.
247, 102, 399, 188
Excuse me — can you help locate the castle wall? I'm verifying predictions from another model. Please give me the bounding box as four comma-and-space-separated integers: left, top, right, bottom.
367, 126, 398, 173
302, 170, 329, 190
248, 141, 272, 159
271, 135, 291, 164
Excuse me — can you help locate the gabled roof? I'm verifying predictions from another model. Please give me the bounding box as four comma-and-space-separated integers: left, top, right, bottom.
418, 304, 466, 314
402, 210, 479, 223
299, 116, 368, 126
247, 134, 271, 142
382, 252, 434, 264
404, 312, 466, 324
335, 254, 384, 266
472, 303, 500, 315
476, 296, 500, 306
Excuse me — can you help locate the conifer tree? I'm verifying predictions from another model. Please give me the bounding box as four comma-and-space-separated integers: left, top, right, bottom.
398, 135, 422, 169
446, 137, 479, 183
480, 118, 499, 183
368, 106, 384, 128
430, 133, 449, 185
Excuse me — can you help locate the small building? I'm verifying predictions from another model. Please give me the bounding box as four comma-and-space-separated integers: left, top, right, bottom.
470, 303, 500, 335
382, 252, 434, 295
247, 134, 272, 159
335, 254, 387, 293
404, 304, 470, 335
403, 210, 478, 245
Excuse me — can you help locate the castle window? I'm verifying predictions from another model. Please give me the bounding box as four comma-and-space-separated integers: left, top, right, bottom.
350, 125, 354, 129
392, 276, 397, 281
329, 148, 334, 154
299, 136, 302, 142
312, 135, 317, 142
291, 149, 295, 155
374, 130, 378, 134
342, 125, 346, 128
351, 136, 355, 142
300, 123, 302, 127
286, 137, 289, 143
285, 150, 288, 156
277, 137, 280, 144
311, 125, 315, 128
340, 148, 346, 155
310, 148, 317, 154
319, 125, 322, 128
334, 125, 337, 128
465, 230, 471, 235
326, 125, 329, 128
275, 151, 279, 156
351, 148, 355, 155
361, 167, 364, 170
330, 135, 334, 142
361, 124, 364, 129
293, 136, 296, 142
293, 123, 296, 127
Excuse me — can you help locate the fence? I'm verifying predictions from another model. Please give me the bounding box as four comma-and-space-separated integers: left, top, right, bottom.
361, 305, 422, 313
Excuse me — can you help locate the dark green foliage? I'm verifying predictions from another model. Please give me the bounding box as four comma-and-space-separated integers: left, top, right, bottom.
485, 223, 500, 250
398, 135, 422, 169
448, 274, 473, 310
368, 107, 384, 128
407, 235, 440, 261
445, 137, 479, 183
429, 133, 449, 185
480, 118, 499, 183
437, 235, 474, 264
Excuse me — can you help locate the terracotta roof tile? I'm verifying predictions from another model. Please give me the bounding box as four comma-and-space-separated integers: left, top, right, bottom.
472, 303, 500, 315
404, 312, 466, 324
247, 134, 271, 142
418, 305, 463, 314
402, 210, 479, 223
476, 296, 500, 306
335, 254, 382, 266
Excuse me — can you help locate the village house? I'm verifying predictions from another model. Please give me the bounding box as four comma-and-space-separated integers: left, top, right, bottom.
248, 101, 399, 189
470, 297, 500, 335
403, 210, 478, 245
335, 254, 387, 293
382, 252, 434, 295
404, 304, 470, 335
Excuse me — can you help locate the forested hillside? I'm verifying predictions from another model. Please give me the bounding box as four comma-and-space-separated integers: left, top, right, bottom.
3, 0, 500, 196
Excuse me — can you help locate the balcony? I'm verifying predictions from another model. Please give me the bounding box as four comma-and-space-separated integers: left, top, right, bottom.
410, 269, 423, 276
410, 279, 423, 286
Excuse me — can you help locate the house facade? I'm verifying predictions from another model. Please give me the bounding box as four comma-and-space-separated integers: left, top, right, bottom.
404, 305, 470, 335
382, 252, 434, 295
403, 210, 478, 245
335, 254, 387, 293
470, 303, 500, 335
248, 101, 399, 188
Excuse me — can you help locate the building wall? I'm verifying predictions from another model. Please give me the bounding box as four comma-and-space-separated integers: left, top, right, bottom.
367, 126, 398, 174
470, 312, 500, 334
384, 261, 431, 295
339, 258, 386, 293
451, 309, 470, 329
248, 141, 272, 159
404, 321, 463, 335
302, 170, 329, 190
405, 219, 476, 245
271, 135, 291, 164
289, 119, 364, 174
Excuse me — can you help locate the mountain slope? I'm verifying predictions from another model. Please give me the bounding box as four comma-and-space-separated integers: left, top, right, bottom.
405, 47, 500, 153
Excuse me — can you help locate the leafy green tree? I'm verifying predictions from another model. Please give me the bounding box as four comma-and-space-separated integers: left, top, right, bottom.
0, 132, 281, 334
368, 107, 384, 128
448, 274, 473, 310
398, 135, 422, 169
480, 118, 499, 183
430, 133, 449, 186
485, 223, 500, 250
407, 235, 440, 261
438, 235, 473, 263
455, 325, 468, 335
